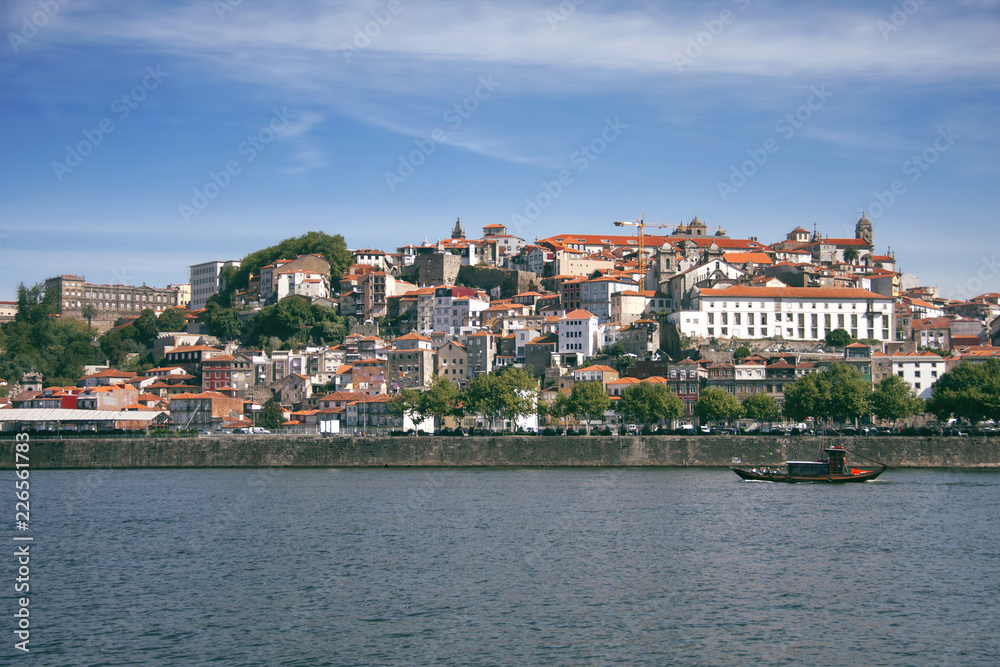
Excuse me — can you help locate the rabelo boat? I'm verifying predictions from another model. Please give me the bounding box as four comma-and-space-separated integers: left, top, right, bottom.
731, 445, 887, 483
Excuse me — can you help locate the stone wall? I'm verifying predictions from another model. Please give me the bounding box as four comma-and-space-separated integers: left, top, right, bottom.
3, 435, 999, 470
456, 266, 539, 299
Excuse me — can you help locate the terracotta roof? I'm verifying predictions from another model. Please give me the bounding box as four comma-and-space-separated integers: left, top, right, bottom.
81, 369, 137, 379
561, 309, 597, 320
575, 365, 617, 373
722, 252, 774, 265
395, 332, 433, 342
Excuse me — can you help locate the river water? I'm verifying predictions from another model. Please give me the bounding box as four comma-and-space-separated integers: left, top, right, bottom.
8, 468, 999, 665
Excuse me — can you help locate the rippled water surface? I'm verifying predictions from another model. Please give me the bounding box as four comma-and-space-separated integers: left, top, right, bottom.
9, 468, 1000, 665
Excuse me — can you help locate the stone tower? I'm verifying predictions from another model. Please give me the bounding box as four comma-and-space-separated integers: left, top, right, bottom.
855, 212, 873, 246
451, 217, 465, 240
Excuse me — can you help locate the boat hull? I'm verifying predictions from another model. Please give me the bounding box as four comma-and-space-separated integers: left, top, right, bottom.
731, 466, 885, 483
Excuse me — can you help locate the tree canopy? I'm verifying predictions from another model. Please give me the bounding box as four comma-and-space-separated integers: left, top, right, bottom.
617, 381, 683, 426
741, 392, 780, 423
825, 328, 852, 348
782, 363, 872, 424
694, 387, 744, 424
463, 368, 538, 431
414, 376, 461, 428
0, 283, 100, 386
239, 297, 347, 348
257, 402, 286, 430
211, 231, 352, 307
569, 381, 611, 433
870, 375, 924, 425
925, 359, 1000, 424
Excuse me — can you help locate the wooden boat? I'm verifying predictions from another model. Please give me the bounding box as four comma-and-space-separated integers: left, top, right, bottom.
731, 445, 887, 483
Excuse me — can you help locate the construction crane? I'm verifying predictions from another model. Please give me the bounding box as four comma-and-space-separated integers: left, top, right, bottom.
613, 215, 674, 287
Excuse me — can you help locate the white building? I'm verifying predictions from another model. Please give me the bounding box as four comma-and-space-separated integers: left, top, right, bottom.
189, 260, 240, 310
511, 328, 540, 362
671, 285, 894, 343
433, 288, 490, 334
874, 351, 947, 399
275, 269, 329, 301
558, 309, 600, 357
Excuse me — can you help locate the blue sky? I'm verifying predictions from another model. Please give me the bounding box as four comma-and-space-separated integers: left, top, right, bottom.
1, 0, 998, 303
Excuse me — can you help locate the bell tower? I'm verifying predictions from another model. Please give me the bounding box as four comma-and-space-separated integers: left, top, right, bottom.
855, 212, 873, 246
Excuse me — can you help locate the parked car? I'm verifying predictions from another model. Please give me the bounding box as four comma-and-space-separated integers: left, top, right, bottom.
249, 427, 270, 434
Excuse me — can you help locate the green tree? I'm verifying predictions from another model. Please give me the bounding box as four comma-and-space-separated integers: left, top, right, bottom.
617, 381, 684, 426
694, 387, 744, 425
257, 402, 285, 430
742, 392, 780, 424
388, 389, 422, 429
551, 392, 572, 429
782, 371, 830, 422
844, 246, 860, 264
825, 363, 872, 424
99, 329, 142, 366
825, 328, 852, 348
463, 368, 538, 431
204, 303, 244, 341
81, 303, 97, 331
417, 376, 461, 429
0, 283, 99, 385
926, 359, 1000, 424
212, 231, 353, 306
570, 381, 611, 434
782, 363, 872, 425
870, 375, 923, 426
156, 307, 188, 332
733, 346, 751, 361
133, 309, 160, 346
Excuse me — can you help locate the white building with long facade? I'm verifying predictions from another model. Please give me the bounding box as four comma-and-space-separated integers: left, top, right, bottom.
669, 285, 894, 343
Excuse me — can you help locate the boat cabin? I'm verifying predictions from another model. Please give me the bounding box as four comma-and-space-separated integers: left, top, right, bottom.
786, 461, 829, 477
786, 447, 847, 478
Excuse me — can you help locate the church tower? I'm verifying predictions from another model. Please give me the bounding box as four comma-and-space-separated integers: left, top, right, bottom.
451, 217, 465, 240
855, 212, 873, 246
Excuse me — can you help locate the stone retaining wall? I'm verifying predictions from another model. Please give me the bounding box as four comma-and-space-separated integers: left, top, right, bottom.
3, 435, 999, 469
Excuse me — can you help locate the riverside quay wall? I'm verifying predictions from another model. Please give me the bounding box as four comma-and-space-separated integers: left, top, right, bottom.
3, 435, 1000, 469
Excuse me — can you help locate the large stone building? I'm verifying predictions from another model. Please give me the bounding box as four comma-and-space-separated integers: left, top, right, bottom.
44, 274, 183, 333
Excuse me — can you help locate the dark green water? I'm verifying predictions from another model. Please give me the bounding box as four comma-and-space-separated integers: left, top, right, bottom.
8, 468, 999, 665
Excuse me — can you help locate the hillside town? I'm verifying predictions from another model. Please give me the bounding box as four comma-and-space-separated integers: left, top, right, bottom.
3, 214, 1000, 436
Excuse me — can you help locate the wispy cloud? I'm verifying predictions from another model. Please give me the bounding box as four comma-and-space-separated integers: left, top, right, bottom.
16, 0, 993, 169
